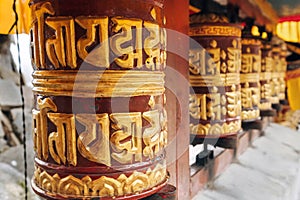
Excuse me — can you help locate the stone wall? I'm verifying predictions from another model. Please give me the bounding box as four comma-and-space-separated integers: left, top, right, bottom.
0, 34, 37, 199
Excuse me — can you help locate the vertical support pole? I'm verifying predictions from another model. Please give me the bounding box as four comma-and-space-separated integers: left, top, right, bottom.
165, 0, 190, 199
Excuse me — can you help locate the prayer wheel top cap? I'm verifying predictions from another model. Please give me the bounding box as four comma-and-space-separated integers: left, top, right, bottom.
190, 13, 229, 25
29, 0, 165, 7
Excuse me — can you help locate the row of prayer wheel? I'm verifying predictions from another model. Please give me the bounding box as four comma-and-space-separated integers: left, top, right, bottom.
29, 0, 288, 199
189, 13, 288, 140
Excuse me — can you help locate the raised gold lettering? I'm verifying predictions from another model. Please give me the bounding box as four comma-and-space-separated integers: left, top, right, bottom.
76, 114, 111, 166
189, 94, 207, 120
142, 110, 161, 159
227, 40, 241, 73
30, 2, 55, 69
110, 113, 143, 164
46, 17, 76, 68
32, 97, 57, 160
207, 40, 220, 75
76, 16, 109, 67
189, 49, 205, 75
144, 22, 161, 70
48, 113, 77, 166
111, 18, 143, 69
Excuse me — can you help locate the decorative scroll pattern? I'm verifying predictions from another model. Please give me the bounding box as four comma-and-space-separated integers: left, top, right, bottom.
259, 102, 272, 110
189, 25, 241, 37
241, 109, 260, 121
190, 13, 229, 24
190, 120, 241, 136
33, 163, 167, 198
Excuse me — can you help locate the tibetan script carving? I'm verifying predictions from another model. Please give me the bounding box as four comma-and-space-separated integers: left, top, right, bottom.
33, 98, 167, 166
30, 2, 166, 70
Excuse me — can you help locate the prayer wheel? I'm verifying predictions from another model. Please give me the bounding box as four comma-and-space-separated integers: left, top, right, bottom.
270, 42, 281, 104
259, 41, 273, 111
29, 0, 168, 199
240, 34, 261, 122
279, 42, 287, 102
189, 13, 242, 139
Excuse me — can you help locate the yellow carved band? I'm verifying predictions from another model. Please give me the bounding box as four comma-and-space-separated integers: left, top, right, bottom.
270, 96, 279, 104
242, 109, 260, 121
226, 73, 241, 86
189, 25, 241, 37
259, 102, 272, 110
279, 93, 286, 100
190, 73, 240, 87
33, 70, 165, 97
260, 72, 272, 81
190, 120, 241, 136
33, 163, 167, 198
190, 74, 225, 87
272, 72, 281, 78
240, 73, 260, 83
241, 39, 261, 45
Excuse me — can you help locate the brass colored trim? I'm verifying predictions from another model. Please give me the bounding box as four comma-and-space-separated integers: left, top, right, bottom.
189, 74, 225, 87
226, 73, 241, 86
272, 72, 281, 79
260, 72, 272, 81
241, 39, 261, 45
189, 25, 241, 37
33, 70, 165, 97
240, 73, 260, 83
189, 5, 201, 13
190, 73, 240, 87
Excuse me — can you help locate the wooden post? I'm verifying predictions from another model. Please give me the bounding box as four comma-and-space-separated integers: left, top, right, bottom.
165, 1, 190, 199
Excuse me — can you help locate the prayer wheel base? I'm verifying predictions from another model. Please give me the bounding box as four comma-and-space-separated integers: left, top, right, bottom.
142, 184, 177, 200
260, 109, 276, 117
31, 178, 168, 200
190, 132, 241, 149
279, 99, 289, 106
272, 103, 282, 113
242, 120, 263, 131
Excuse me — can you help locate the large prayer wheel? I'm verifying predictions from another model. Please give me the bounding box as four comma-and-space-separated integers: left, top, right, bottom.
189, 13, 242, 139
29, 0, 168, 199
240, 36, 261, 122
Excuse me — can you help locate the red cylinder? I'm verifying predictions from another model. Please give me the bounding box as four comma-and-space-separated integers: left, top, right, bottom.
29, 0, 168, 199
240, 37, 261, 122
189, 13, 242, 139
